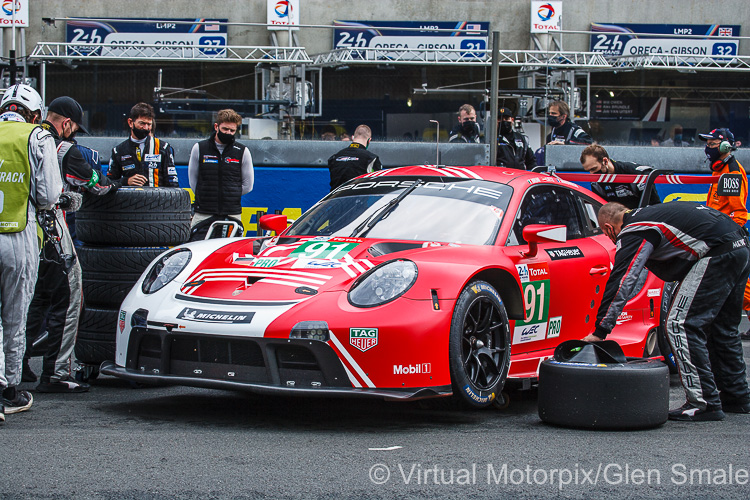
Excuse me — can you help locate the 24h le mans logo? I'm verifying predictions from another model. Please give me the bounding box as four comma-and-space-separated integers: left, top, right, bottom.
350, 328, 378, 352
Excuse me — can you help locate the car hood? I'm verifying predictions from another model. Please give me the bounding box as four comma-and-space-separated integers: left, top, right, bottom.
177, 236, 480, 302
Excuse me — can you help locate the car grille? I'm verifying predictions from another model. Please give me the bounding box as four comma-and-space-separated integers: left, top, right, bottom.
130, 330, 341, 388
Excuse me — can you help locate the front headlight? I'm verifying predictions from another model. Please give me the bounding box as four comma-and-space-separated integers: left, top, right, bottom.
142, 249, 191, 294
348, 259, 418, 307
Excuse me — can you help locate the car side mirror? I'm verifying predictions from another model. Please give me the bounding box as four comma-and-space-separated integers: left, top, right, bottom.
522, 224, 567, 258
259, 214, 288, 235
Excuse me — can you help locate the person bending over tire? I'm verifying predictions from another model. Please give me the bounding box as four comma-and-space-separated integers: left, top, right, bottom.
23, 96, 120, 393
585, 202, 750, 422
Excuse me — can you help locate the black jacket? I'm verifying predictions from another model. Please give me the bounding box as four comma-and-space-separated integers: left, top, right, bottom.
194, 134, 247, 215
41, 121, 118, 196
107, 136, 178, 187
546, 120, 593, 145
496, 131, 536, 170
594, 202, 746, 337
328, 142, 382, 190
591, 160, 661, 209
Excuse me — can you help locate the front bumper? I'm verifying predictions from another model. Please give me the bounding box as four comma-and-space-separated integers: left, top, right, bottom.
102, 327, 451, 401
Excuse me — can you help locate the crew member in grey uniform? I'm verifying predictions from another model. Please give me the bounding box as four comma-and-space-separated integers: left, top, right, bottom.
0, 84, 63, 422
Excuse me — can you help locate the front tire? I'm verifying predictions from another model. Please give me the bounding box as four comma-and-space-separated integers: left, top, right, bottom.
449, 281, 511, 408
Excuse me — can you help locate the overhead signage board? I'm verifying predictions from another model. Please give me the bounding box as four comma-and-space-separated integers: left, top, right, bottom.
1, 0, 29, 27
267, 0, 300, 31
589, 23, 740, 58
65, 18, 228, 58
333, 21, 490, 61
531, 1, 562, 33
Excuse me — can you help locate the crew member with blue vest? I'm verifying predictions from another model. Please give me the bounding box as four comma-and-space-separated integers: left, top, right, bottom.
0, 84, 63, 422
188, 109, 254, 239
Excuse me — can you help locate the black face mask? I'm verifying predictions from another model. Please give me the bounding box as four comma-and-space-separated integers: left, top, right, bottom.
461, 120, 477, 135
499, 121, 513, 136
216, 130, 236, 145
131, 127, 149, 140
63, 122, 77, 141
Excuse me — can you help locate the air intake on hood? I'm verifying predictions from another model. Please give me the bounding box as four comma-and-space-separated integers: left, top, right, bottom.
368, 241, 425, 257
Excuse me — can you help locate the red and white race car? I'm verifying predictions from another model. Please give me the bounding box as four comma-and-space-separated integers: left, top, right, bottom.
102, 165, 666, 408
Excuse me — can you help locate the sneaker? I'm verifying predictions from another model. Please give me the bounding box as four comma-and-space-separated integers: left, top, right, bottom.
1, 388, 33, 414
36, 377, 90, 393
22, 360, 38, 383
668, 401, 725, 421
0, 405, 5, 424
741, 329, 750, 341
720, 397, 750, 414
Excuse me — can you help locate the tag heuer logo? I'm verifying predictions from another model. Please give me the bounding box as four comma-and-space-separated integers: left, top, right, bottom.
350, 328, 378, 352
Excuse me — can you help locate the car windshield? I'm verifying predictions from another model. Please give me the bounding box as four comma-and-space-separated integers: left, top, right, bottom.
286, 177, 513, 245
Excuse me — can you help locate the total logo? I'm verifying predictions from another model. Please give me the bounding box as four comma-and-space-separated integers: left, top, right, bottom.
516, 263, 550, 283
274, 1, 292, 18
537, 3, 555, 21
2, 1, 20, 16
393, 363, 431, 375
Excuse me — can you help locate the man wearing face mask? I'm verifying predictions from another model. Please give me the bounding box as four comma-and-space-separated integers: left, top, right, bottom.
698, 128, 750, 340
546, 100, 593, 146
449, 104, 481, 144
495, 107, 535, 170
584, 202, 750, 421
580, 144, 660, 209
188, 109, 254, 239
328, 124, 382, 190
21, 97, 119, 392
107, 102, 178, 187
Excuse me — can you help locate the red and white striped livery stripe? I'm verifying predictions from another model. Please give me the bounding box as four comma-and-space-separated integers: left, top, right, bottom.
329, 333, 375, 388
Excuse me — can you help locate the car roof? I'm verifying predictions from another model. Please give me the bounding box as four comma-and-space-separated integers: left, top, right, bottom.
360, 165, 585, 192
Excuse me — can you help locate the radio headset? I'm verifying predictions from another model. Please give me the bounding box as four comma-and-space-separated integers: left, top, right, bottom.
720, 140, 739, 172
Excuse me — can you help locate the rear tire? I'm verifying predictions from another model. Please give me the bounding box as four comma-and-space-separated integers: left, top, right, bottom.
449, 281, 511, 409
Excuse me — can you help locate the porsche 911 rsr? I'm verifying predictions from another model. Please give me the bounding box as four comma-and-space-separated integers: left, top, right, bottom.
102, 165, 665, 408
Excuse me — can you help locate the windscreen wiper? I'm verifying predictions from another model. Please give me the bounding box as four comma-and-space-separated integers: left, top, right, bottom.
350, 179, 423, 238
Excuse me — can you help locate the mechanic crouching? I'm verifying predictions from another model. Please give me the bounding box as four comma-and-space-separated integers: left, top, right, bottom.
23, 97, 120, 393
586, 202, 750, 422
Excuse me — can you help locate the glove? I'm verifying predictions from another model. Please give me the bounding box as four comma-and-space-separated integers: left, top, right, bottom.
57, 191, 83, 212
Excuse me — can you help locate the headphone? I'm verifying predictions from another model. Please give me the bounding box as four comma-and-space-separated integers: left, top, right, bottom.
719, 140, 734, 154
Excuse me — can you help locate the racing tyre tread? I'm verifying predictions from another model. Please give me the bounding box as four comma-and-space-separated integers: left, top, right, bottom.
75, 338, 116, 366
77, 187, 191, 246
78, 245, 167, 307
537, 358, 669, 430
78, 306, 119, 342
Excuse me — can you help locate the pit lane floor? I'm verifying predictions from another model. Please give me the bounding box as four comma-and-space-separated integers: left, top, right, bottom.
2, 335, 749, 499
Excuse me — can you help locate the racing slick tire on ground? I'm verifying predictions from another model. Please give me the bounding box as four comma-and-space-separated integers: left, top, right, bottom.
537, 358, 669, 430
657, 281, 679, 374
76, 187, 191, 246
75, 305, 119, 366
77, 244, 167, 307
449, 281, 511, 409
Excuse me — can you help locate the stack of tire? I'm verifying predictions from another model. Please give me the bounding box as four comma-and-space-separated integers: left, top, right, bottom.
74, 187, 191, 382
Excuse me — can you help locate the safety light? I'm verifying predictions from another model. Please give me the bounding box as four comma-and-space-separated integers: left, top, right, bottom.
290, 321, 330, 341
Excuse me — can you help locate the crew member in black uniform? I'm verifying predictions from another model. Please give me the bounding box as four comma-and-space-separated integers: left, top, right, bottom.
585, 202, 750, 421
448, 104, 481, 144
579, 144, 660, 208
107, 102, 178, 187
546, 100, 593, 145
496, 107, 536, 170
328, 124, 382, 190
23, 96, 120, 393
188, 109, 254, 240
